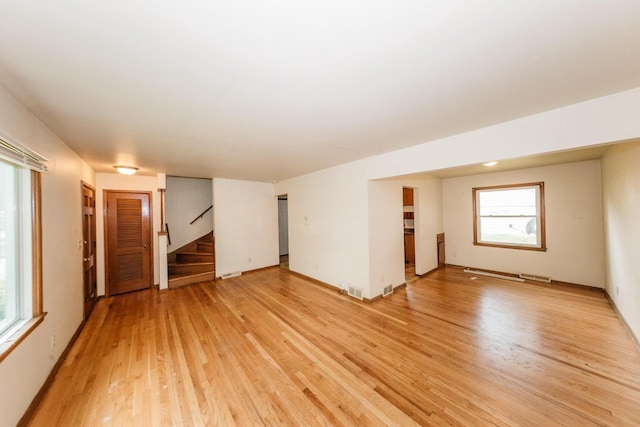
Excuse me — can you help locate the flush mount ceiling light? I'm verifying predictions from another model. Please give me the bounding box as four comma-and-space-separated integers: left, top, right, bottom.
114, 165, 139, 175
483, 161, 498, 167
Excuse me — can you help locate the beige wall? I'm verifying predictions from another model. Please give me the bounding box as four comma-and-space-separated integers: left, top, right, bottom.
442, 160, 604, 286
368, 180, 405, 296
95, 173, 162, 295
0, 85, 94, 426
602, 140, 640, 340
213, 178, 279, 277
275, 162, 372, 297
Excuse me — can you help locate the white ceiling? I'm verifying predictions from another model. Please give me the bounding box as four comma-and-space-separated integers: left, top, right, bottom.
1, 1, 639, 181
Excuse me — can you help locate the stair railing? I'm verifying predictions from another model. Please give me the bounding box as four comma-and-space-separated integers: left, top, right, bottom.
190, 205, 213, 225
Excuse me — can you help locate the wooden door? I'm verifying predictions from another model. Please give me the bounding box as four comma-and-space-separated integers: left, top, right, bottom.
82, 182, 97, 319
105, 191, 153, 295
437, 233, 445, 267
402, 187, 414, 206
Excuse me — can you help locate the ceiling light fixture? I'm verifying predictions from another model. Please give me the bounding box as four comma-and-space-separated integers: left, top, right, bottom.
483, 161, 498, 167
114, 165, 139, 175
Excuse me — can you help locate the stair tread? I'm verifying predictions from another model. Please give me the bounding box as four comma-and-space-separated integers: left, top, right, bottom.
167, 233, 215, 290
169, 261, 214, 266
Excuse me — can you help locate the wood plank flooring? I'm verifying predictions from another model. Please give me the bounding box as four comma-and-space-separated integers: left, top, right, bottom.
27, 266, 640, 426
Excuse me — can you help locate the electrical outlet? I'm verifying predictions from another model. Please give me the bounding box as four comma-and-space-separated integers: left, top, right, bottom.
248, 257, 252, 263
51, 333, 55, 350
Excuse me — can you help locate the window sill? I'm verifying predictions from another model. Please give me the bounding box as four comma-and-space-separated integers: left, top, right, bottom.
0, 313, 47, 364
473, 242, 547, 252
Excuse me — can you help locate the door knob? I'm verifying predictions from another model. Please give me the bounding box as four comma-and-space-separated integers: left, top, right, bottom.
143, 244, 148, 248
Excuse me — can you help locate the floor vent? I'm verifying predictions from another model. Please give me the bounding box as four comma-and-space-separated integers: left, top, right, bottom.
519, 273, 551, 283
221, 271, 242, 279
382, 284, 393, 297
348, 286, 364, 300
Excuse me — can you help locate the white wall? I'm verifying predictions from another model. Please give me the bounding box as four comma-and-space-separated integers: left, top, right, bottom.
442, 160, 604, 286
368, 180, 405, 297
213, 178, 279, 277
275, 163, 372, 296
602, 140, 640, 341
95, 173, 162, 295
165, 177, 213, 251
0, 85, 94, 426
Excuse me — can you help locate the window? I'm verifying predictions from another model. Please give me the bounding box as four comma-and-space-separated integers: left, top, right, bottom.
473, 182, 546, 251
0, 136, 45, 363
0, 160, 27, 336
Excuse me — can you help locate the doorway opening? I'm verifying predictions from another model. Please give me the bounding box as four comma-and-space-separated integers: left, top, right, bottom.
278, 195, 289, 269
164, 176, 214, 288
403, 187, 418, 283
437, 233, 445, 267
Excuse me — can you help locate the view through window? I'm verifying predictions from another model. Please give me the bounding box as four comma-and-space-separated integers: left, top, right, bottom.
473, 182, 546, 251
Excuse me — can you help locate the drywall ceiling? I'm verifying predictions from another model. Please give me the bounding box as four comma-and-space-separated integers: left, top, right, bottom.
1, 2, 639, 181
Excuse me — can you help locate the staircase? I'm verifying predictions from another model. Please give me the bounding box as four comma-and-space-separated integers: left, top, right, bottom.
168, 232, 215, 289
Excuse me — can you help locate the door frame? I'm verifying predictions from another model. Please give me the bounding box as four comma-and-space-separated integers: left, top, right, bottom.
103, 189, 154, 297
81, 181, 97, 319
402, 186, 417, 265
277, 194, 289, 257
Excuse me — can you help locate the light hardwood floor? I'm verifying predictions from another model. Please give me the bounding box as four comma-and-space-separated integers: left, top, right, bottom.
28, 266, 640, 426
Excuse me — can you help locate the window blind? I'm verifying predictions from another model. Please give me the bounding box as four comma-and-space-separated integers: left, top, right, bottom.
0, 134, 48, 172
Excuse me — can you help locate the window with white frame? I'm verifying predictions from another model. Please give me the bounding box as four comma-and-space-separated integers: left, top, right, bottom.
0, 159, 32, 338
472, 182, 546, 251
0, 136, 45, 362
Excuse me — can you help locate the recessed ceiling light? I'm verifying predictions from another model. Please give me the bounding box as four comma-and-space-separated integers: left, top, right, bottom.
483, 161, 498, 167
114, 165, 139, 175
